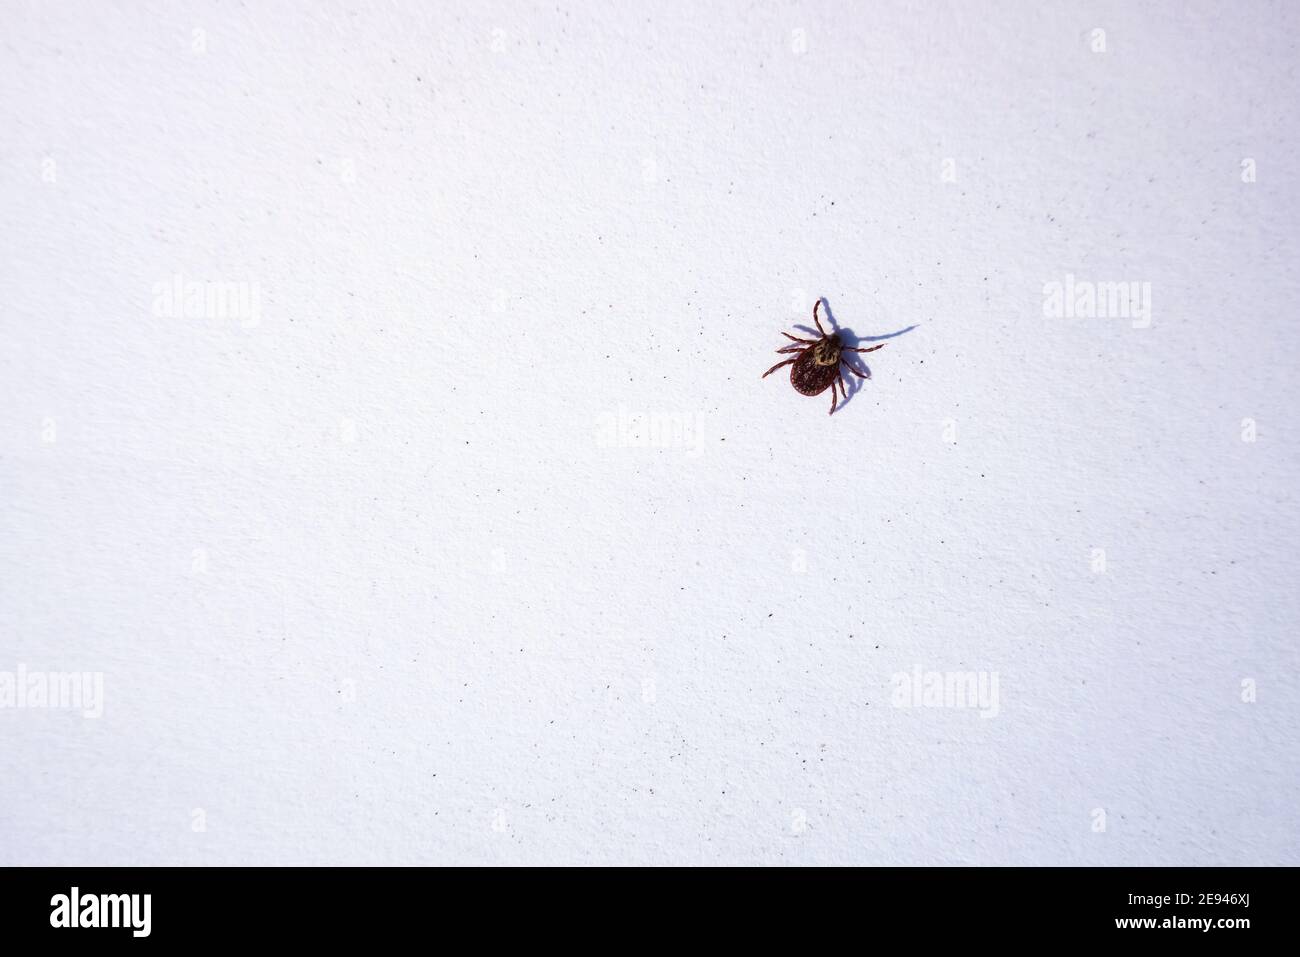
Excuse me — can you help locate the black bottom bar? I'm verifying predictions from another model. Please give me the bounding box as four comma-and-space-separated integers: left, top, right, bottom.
0, 866, 1282, 945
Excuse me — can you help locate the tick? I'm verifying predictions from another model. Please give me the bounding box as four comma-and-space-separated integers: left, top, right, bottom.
762, 299, 885, 414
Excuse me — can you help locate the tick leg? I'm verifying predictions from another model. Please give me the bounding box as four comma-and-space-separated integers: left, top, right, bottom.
845, 343, 885, 354
761, 357, 797, 379
841, 356, 871, 379
781, 331, 817, 344
838, 370, 848, 397
813, 299, 827, 337
829, 382, 838, 415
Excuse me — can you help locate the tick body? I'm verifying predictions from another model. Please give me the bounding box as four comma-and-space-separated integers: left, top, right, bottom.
762, 299, 885, 414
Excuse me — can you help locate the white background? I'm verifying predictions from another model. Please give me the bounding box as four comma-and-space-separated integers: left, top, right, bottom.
2, 1, 1297, 865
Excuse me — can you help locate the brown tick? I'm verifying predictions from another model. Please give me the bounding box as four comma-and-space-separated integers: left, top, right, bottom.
762, 298, 885, 415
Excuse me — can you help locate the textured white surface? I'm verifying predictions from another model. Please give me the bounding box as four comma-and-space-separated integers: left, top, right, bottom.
1, 1, 1298, 865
